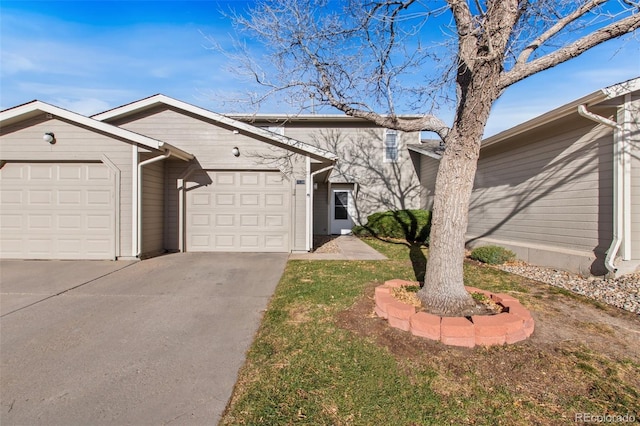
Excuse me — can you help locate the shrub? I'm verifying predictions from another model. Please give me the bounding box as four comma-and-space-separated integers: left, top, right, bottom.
469, 245, 516, 265
352, 209, 431, 243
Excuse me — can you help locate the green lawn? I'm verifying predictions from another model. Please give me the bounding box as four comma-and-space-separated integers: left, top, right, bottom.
220, 238, 640, 425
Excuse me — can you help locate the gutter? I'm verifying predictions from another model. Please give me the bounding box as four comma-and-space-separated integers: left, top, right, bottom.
577, 104, 627, 274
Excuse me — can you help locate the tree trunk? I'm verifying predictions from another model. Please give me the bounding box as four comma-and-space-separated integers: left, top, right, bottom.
417, 67, 500, 316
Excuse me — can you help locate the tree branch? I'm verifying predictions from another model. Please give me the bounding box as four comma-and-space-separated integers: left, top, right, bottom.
515, 0, 609, 66
500, 12, 640, 89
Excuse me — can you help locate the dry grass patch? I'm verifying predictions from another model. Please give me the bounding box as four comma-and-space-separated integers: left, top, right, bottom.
222, 239, 640, 425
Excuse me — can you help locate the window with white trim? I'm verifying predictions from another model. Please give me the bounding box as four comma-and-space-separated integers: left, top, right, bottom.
384, 129, 398, 162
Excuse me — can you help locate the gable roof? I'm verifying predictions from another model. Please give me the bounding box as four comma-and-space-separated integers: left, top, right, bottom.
409, 77, 640, 158
482, 77, 640, 149
1, 100, 194, 161
93, 94, 337, 163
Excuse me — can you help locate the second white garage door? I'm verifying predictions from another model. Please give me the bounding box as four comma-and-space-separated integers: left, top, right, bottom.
186, 171, 290, 252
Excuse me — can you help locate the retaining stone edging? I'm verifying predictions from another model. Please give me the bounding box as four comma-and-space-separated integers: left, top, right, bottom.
374, 279, 535, 348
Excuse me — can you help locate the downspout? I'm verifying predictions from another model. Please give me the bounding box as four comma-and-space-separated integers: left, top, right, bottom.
577, 105, 624, 274
308, 164, 335, 251
137, 152, 171, 257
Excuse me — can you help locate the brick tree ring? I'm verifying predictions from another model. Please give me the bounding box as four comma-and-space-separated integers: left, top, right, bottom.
374, 279, 535, 348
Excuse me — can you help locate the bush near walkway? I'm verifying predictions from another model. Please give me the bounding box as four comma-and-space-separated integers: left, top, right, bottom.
221, 238, 640, 425
353, 209, 431, 243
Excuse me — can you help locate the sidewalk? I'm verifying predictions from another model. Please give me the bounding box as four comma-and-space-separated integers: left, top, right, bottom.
289, 235, 387, 260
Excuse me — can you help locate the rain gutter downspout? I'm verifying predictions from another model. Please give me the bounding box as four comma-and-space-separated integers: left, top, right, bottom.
577, 104, 625, 274
137, 152, 172, 257
308, 164, 335, 251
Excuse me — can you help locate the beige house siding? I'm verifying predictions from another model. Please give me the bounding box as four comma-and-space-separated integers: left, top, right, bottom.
107, 106, 309, 251
0, 114, 135, 258
293, 181, 307, 250
418, 155, 439, 210
140, 154, 165, 256
628, 97, 640, 259
249, 120, 422, 224
313, 182, 329, 234
467, 116, 615, 274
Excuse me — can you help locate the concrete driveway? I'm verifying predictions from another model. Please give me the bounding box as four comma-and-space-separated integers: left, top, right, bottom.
0, 252, 288, 425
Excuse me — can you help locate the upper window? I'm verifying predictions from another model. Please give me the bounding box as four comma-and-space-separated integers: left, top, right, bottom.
384, 129, 398, 162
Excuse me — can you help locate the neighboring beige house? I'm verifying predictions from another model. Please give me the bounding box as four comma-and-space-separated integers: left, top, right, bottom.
0, 94, 423, 261
0, 96, 336, 259
227, 113, 423, 234
410, 78, 640, 276
5, 78, 637, 275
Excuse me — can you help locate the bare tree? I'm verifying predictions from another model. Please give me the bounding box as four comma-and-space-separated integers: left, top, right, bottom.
224, 0, 639, 315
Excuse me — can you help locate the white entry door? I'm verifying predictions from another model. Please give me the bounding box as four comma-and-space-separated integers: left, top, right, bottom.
330, 189, 354, 235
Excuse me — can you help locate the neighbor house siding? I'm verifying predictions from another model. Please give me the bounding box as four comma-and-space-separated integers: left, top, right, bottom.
467, 115, 615, 274
313, 182, 329, 234
628, 97, 640, 259
0, 114, 135, 257
107, 106, 308, 251
294, 180, 307, 250
418, 155, 439, 210
140, 153, 165, 256
255, 121, 422, 223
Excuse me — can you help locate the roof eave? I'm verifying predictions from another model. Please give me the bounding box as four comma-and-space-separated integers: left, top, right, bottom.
482, 77, 640, 149
1, 101, 194, 161
93, 94, 337, 163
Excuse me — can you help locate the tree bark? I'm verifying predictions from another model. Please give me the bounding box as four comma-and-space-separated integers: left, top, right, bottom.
417, 66, 501, 316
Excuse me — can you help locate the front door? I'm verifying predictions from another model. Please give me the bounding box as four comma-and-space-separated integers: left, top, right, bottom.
330, 189, 354, 235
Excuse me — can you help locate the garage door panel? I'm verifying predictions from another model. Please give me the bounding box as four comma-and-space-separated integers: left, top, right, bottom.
29, 164, 53, 180
29, 190, 53, 205
0, 163, 115, 260
240, 173, 259, 185
58, 190, 82, 205
186, 171, 290, 252
215, 173, 235, 185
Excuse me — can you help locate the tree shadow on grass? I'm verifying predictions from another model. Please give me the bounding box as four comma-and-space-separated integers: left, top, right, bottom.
409, 242, 427, 284
358, 210, 430, 284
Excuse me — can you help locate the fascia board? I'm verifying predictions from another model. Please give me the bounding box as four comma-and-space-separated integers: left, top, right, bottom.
1, 101, 194, 161
94, 94, 338, 163
408, 145, 443, 160
482, 77, 639, 149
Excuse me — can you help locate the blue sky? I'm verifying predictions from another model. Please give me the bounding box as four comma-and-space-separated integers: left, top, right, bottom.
1, 1, 638, 137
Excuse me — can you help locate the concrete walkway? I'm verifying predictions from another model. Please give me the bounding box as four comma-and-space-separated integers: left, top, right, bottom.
289, 235, 387, 260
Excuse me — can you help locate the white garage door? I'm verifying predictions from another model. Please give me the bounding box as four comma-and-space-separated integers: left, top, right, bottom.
0, 162, 116, 260
186, 171, 290, 252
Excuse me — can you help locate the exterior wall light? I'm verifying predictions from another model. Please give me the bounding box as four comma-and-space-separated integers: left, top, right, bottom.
232, 147, 240, 157
43, 132, 55, 144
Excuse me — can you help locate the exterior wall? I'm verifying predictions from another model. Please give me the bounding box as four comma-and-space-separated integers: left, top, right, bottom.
628, 96, 640, 260
467, 114, 616, 275
140, 153, 165, 257
313, 182, 329, 234
108, 106, 308, 251
250, 119, 422, 224
294, 180, 307, 250
418, 155, 439, 210
0, 114, 135, 258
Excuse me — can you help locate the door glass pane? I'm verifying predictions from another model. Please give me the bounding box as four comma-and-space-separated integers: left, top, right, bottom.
334, 192, 348, 220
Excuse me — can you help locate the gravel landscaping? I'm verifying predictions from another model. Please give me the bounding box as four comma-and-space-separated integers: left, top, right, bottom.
496, 261, 640, 314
